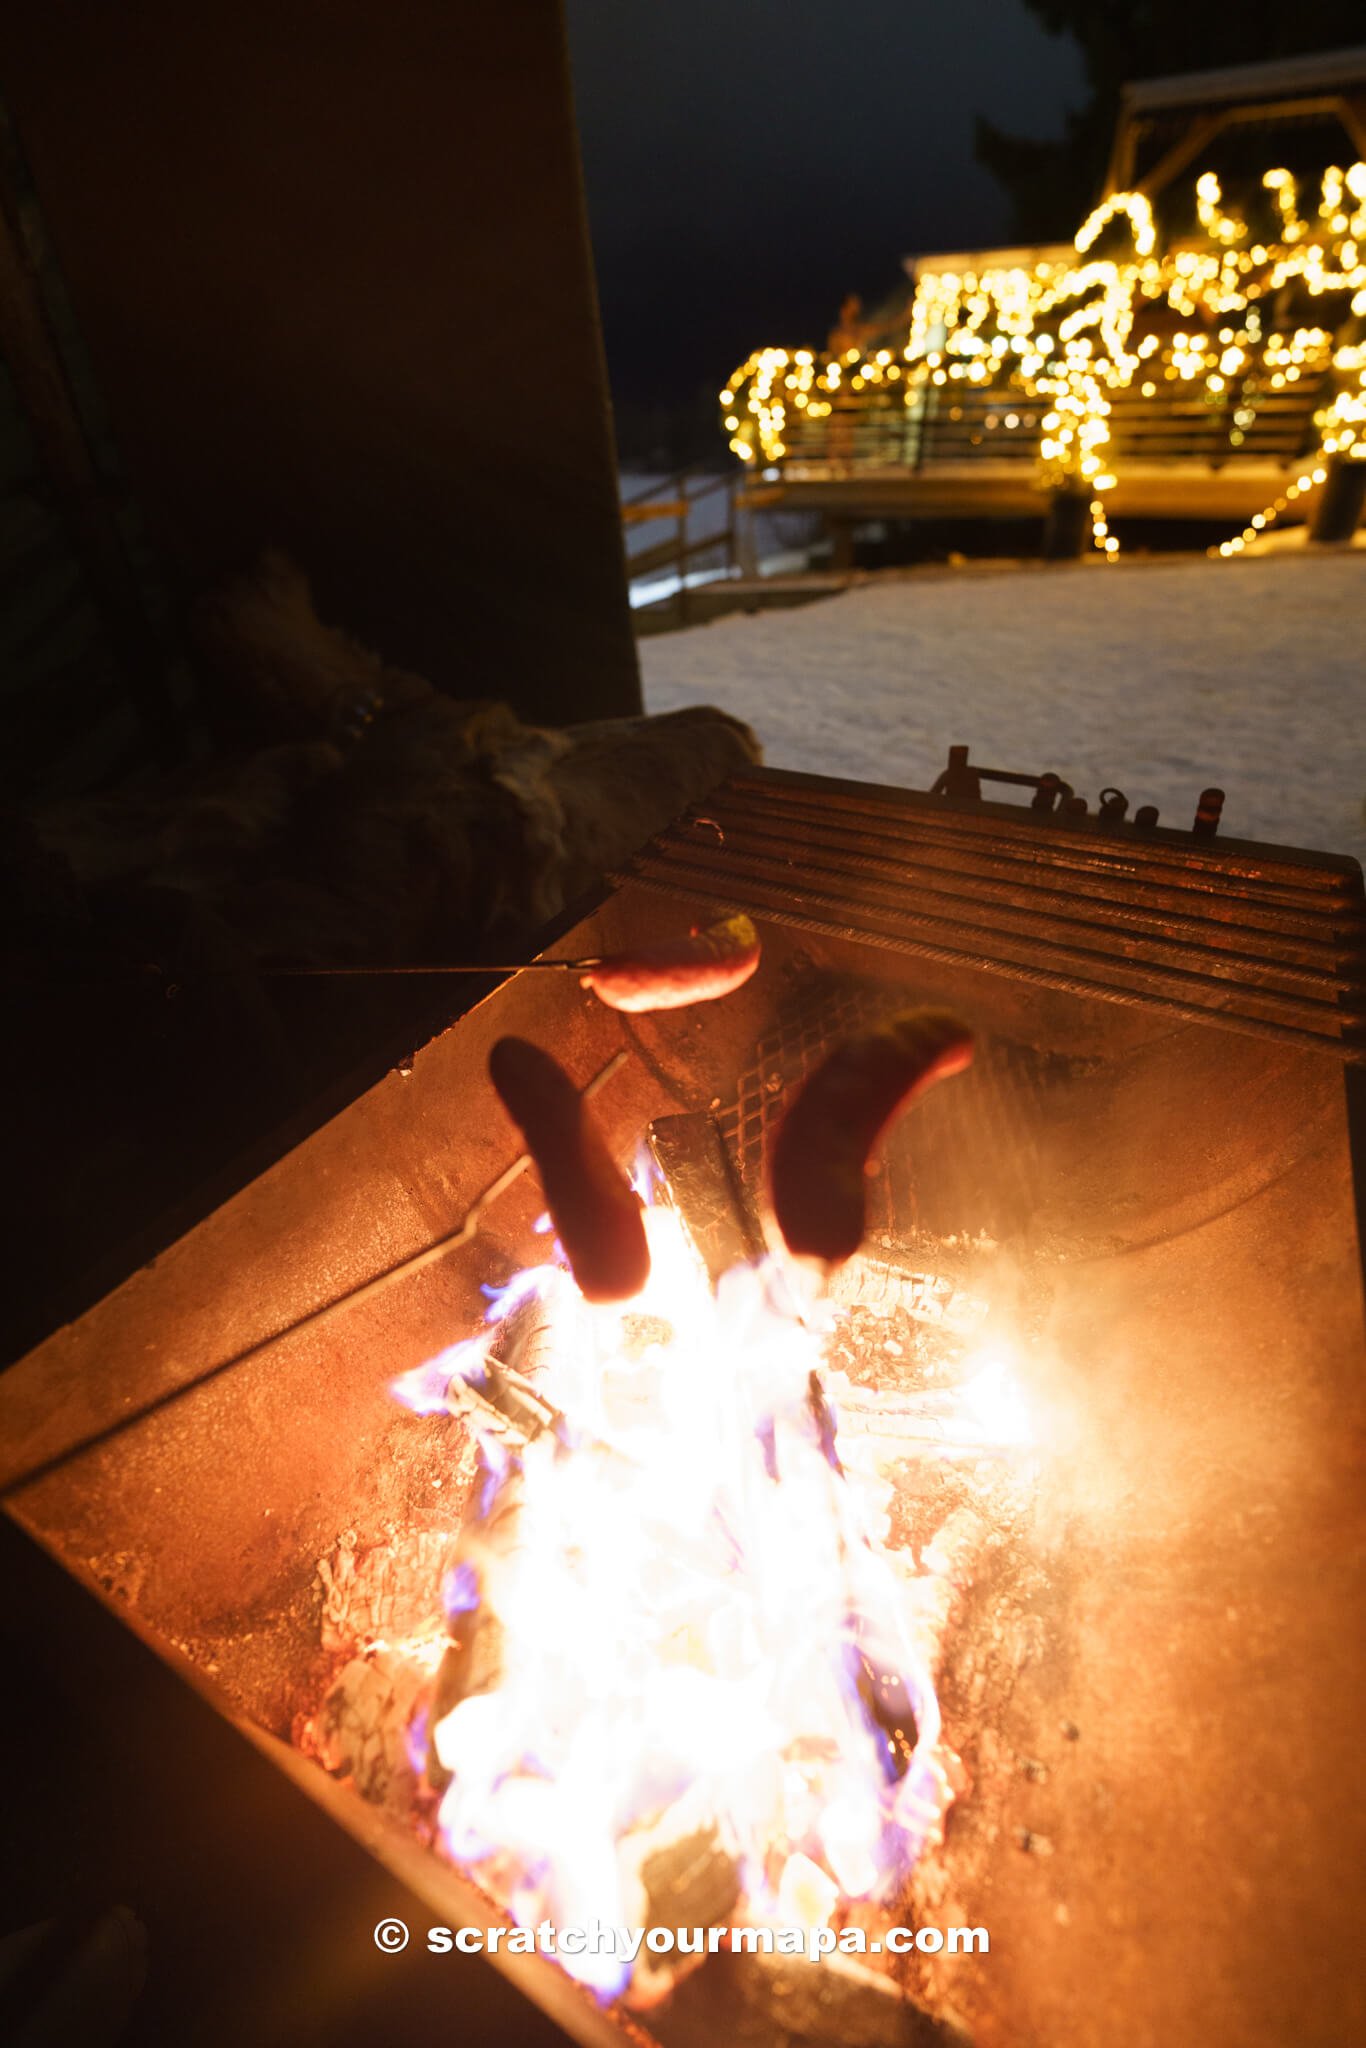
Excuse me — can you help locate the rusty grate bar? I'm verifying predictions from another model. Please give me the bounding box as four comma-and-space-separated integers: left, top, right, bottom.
612, 769, 1366, 1063
632, 842, 1363, 1002
682, 813, 1364, 950
716, 768, 1362, 895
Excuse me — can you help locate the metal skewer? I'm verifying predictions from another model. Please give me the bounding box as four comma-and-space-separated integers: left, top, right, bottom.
260, 959, 604, 978
13, 958, 607, 996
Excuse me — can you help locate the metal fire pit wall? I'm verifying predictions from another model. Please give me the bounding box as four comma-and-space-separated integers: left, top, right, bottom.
3, 766, 1365, 2048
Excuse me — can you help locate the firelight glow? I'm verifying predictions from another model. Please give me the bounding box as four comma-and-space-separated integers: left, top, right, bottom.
392, 1190, 1033, 2003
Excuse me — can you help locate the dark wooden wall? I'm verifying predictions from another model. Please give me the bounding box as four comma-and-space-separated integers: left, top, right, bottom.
0, 0, 640, 729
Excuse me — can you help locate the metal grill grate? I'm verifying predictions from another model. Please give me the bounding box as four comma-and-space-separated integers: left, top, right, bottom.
714, 958, 1098, 1249
716, 966, 891, 1187
613, 767, 1366, 1062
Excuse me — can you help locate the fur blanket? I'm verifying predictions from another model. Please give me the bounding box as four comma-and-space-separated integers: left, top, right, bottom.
37, 555, 760, 965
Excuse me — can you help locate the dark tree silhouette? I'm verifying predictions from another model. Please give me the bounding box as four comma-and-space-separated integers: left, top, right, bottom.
976, 3, 1366, 240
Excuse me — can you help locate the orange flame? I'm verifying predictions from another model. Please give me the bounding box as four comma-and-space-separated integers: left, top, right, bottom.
394, 1186, 1032, 2000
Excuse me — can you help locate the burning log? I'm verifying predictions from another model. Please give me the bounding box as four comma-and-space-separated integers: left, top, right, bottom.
640, 1824, 742, 1941
851, 1646, 919, 1781
769, 1013, 974, 1269
489, 1036, 650, 1302
663, 1945, 970, 2048
299, 1650, 431, 1813
646, 1110, 766, 1285
425, 1472, 528, 1796
315, 1525, 456, 1653
437, 1356, 560, 1455
822, 1373, 1031, 1464
826, 1259, 989, 1341
297, 1526, 458, 1809
627, 1821, 743, 2006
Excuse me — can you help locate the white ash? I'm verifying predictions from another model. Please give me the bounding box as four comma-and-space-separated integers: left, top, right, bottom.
829, 1259, 990, 1340
294, 1651, 432, 1814
315, 1523, 455, 1653
297, 1521, 459, 1814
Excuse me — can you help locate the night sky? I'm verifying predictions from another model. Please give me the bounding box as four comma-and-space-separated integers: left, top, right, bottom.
565, 0, 1086, 418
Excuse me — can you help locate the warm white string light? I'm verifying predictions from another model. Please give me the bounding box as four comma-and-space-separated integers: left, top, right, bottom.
722, 164, 1366, 561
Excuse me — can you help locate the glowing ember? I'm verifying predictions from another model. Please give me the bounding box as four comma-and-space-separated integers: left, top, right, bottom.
391, 1187, 1032, 2003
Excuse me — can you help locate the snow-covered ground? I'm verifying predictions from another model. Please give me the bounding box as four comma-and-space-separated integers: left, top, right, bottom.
639, 550, 1366, 864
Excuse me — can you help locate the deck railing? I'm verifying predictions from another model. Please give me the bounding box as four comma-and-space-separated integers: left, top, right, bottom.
764, 370, 1327, 474
621, 465, 744, 621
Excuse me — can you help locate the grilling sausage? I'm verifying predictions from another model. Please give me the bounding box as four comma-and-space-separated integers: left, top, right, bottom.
769, 1010, 973, 1268
580, 912, 761, 1013
489, 1036, 650, 1303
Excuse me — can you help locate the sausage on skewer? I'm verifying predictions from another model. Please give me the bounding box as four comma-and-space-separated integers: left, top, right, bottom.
581, 912, 761, 1013
769, 1010, 973, 1269
489, 1037, 650, 1303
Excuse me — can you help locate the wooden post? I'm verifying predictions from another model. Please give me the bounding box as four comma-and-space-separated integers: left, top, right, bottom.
1309, 456, 1366, 545
736, 485, 758, 581
675, 469, 689, 627
1042, 485, 1089, 561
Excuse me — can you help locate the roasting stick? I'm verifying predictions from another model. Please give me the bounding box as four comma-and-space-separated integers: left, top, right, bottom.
259, 959, 604, 976
0, 1050, 630, 1501
19, 916, 763, 1013
261, 914, 762, 1011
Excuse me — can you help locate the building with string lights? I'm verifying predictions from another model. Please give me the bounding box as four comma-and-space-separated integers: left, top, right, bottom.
720, 44, 1366, 563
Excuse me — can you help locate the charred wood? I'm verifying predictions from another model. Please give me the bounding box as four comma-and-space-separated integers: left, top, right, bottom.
646, 1111, 766, 1284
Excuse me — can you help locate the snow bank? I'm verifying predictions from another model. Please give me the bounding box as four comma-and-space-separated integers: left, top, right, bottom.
639, 552, 1365, 862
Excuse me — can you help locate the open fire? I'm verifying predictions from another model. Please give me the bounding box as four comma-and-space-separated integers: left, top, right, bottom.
312, 1080, 1036, 2010
7, 762, 1363, 2048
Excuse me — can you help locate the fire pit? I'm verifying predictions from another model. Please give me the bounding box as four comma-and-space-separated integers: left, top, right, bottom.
3, 763, 1364, 2048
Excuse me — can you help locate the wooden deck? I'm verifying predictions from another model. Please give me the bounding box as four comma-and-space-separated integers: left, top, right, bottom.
748, 372, 1328, 527
760, 458, 1326, 526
